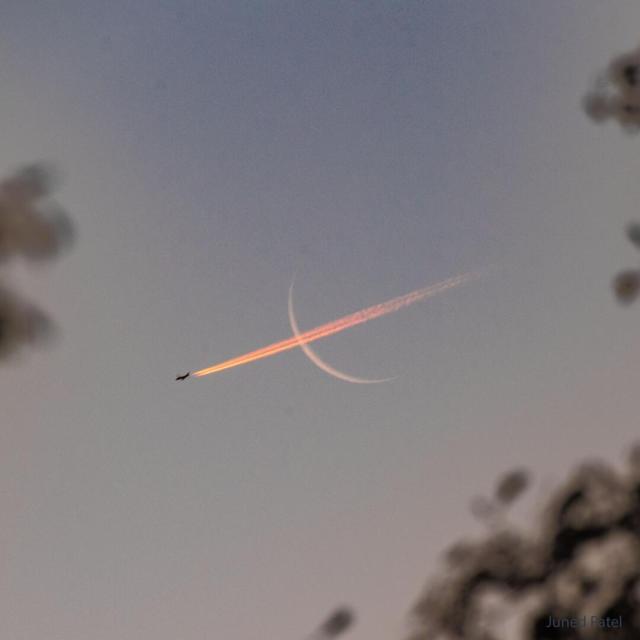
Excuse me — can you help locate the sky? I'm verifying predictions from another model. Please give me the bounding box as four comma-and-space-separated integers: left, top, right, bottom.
2, 2, 640, 639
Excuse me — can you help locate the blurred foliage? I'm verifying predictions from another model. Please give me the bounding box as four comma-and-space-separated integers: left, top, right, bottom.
406, 446, 640, 639
0, 162, 74, 363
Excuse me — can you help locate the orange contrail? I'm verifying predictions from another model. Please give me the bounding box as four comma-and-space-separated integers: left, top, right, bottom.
192, 272, 476, 379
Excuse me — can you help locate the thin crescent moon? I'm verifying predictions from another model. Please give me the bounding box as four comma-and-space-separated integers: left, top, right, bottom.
288, 279, 395, 384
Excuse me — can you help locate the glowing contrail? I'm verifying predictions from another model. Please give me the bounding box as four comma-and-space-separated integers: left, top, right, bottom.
288, 279, 395, 384
191, 271, 476, 379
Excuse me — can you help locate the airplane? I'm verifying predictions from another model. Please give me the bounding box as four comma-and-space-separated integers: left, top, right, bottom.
175, 372, 190, 381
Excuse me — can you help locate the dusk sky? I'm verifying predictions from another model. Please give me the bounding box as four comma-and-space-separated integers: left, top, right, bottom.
3, 2, 640, 639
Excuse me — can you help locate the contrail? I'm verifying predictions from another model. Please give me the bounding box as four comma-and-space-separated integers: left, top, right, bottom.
191, 271, 477, 379
288, 278, 395, 384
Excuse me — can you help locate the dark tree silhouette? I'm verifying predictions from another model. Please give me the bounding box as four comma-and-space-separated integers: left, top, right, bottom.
405, 447, 640, 639
0, 162, 74, 364
307, 607, 356, 639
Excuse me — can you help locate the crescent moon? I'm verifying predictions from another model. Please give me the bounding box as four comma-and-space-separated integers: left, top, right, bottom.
288, 279, 395, 384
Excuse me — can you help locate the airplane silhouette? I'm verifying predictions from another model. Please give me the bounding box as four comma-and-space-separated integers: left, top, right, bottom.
175, 372, 190, 381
